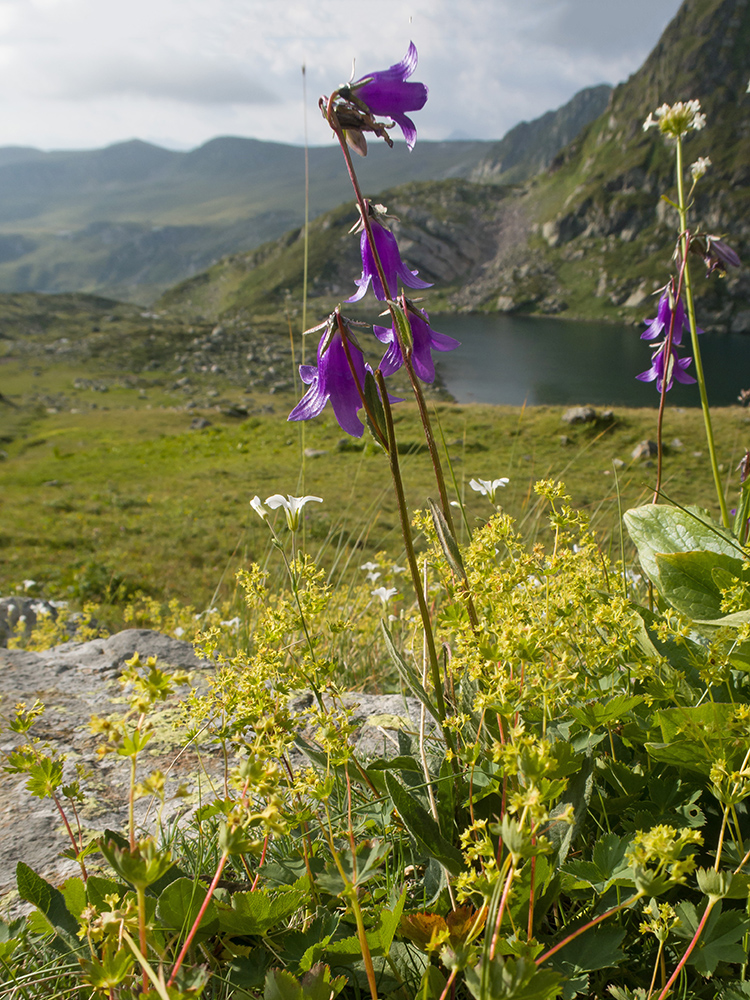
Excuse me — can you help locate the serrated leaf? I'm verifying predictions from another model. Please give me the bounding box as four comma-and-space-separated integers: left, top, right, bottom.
156, 877, 220, 937
673, 901, 750, 975
216, 883, 307, 936
385, 772, 464, 875
568, 695, 643, 731
465, 954, 562, 1000
16, 862, 79, 950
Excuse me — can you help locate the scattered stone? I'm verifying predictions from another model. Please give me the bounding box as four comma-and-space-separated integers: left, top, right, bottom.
562, 406, 597, 425
692, 450, 704, 458
631, 440, 658, 460
496, 295, 515, 312
671, 438, 684, 449
600, 410, 614, 423
222, 405, 249, 418
612, 457, 625, 469
304, 448, 329, 458
189, 416, 212, 430
559, 435, 572, 446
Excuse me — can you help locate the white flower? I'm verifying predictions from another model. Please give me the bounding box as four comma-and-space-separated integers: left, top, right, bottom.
643, 100, 706, 138
392, 564, 406, 575
690, 156, 711, 180
372, 586, 398, 605
250, 495, 269, 520
469, 477, 509, 504
174, 626, 185, 638
22, 579, 37, 591
360, 561, 379, 572
366, 571, 381, 583
264, 493, 323, 531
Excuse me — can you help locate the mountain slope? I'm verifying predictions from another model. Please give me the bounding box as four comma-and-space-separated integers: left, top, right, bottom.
162, 0, 748, 333
0, 87, 610, 303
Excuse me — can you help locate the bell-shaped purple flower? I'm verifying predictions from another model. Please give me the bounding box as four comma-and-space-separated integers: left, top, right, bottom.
637, 340, 696, 394
348, 218, 432, 303
374, 305, 460, 383
288, 323, 368, 438
641, 286, 700, 347
351, 42, 428, 150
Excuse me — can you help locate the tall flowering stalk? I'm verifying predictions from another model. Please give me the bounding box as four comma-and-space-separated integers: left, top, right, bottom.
287, 44, 473, 741
642, 100, 739, 527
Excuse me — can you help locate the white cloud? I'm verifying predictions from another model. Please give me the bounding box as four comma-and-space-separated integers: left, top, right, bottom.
0, 0, 683, 150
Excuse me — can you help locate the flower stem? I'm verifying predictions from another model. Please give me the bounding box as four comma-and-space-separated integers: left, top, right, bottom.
675, 135, 729, 528
168, 849, 229, 987
376, 369, 453, 742
656, 897, 717, 1000
536, 891, 643, 966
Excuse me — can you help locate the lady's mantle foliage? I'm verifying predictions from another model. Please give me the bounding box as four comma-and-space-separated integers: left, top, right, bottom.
350, 42, 428, 150
347, 211, 432, 303
374, 304, 459, 384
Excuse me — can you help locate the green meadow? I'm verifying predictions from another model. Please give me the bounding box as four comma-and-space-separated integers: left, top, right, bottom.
3, 350, 748, 624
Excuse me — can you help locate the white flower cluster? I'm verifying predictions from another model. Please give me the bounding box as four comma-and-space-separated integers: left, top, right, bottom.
643, 99, 706, 139
690, 156, 711, 180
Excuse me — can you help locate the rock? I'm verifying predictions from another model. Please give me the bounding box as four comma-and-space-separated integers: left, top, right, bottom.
731, 310, 750, 334
631, 440, 658, 460
304, 448, 329, 458
612, 458, 625, 469
189, 416, 212, 430
561, 406, 597, 425
496, 295, 515, 312
0, 630, 435, 898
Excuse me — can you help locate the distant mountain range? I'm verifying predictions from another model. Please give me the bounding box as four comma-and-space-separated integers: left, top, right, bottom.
0, 86, 611, 303
163, 0, 748, 333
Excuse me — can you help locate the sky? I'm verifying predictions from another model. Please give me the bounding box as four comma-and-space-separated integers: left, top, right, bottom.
0, 0, 685, 152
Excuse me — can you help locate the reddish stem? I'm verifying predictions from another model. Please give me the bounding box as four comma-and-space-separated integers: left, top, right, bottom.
656, 899, 715, 1000
168, 850, 229, 987
536, 892, 642, 966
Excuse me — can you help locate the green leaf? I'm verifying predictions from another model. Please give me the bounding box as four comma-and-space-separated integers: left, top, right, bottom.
264, 963, 346, 1000
546, 754, 594, 867
673, 901, 750, 975
16, 862, 79, 949
568, 695, 643, 731
381, 621, 441, 724
385, 772, 464, 876
362, 369, 387, 446
550, 926, 625, 974
562, 833, 632, 894
624, 504, 740, 589
428, 498, 467, 582
60, 876, 87, 919
156, 877, 220, 937
464, 954, 562, 1000
654, 550, 744, 619
216, 883, 307, 936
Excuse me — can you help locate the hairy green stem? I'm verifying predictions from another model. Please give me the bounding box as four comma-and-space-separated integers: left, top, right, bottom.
376, 369, 454, 744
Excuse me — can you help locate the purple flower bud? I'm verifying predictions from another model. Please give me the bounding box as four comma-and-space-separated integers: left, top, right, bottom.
351, 42, 428, 150
374, 305, 460, 383
347, 217, 431, 303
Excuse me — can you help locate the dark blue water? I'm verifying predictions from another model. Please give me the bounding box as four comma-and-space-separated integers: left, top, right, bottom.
431, 313, 750, 407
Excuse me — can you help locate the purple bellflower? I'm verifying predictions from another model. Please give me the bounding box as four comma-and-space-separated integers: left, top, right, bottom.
637, 340, 696, 394
288, 320, 369, 438
641, 284, 701, 347
374, 304, 460, 383
348, 215, 432, 303
350, 43, 428, 151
